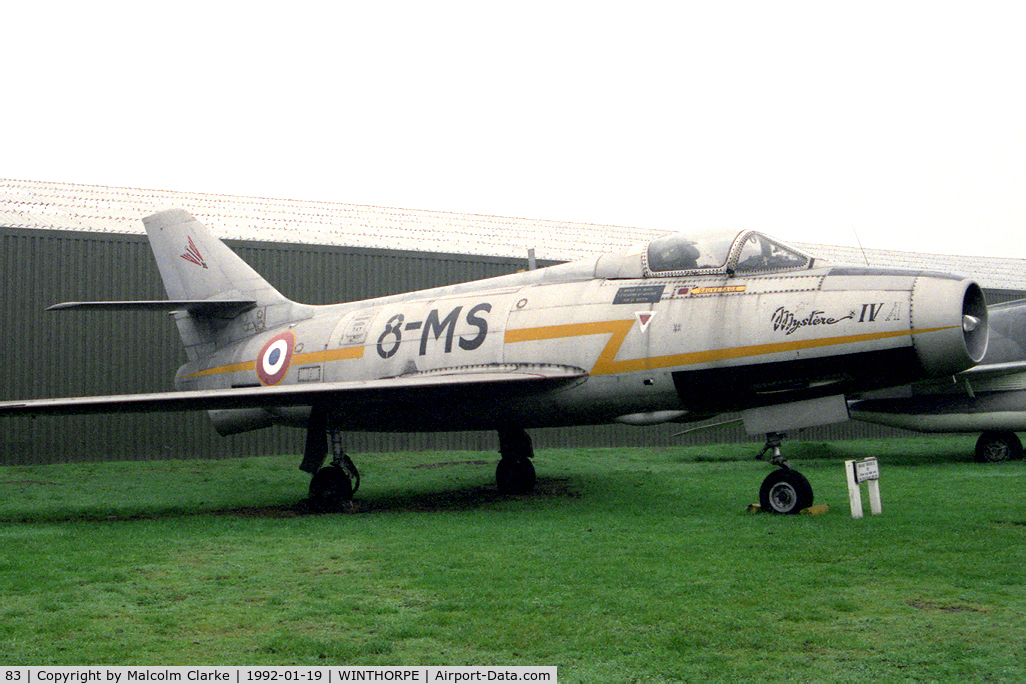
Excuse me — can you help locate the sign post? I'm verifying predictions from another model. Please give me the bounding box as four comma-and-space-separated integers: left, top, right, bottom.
845, 457, 881, 518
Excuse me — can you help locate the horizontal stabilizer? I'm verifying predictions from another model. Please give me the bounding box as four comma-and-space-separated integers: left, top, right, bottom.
0, 364, 588, 418
47, 300, 258, 319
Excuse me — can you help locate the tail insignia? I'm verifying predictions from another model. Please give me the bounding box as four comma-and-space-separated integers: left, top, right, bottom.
181, 236, 208, 269
257, 331, 296, 386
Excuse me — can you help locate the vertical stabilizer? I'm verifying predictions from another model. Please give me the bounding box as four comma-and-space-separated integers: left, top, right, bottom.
142, 209, 299, 363
143, 209, 289, 306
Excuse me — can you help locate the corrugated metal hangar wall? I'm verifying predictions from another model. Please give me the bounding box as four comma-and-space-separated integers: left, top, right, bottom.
0, 225, 932, 466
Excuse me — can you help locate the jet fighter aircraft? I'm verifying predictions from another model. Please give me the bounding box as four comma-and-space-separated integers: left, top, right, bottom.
0, 210, 990, 512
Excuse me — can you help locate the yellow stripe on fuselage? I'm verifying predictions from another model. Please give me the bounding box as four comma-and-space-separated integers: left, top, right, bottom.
184, 345, 365, 379
504, 320, 955, 376
294, 346, 366, 365
186, 360, 257, 378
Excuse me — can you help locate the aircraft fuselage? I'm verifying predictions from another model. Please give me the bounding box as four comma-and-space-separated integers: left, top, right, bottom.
177, 254, 987, 435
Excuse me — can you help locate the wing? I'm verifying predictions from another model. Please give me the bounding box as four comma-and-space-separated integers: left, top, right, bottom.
0, 364, 587, 418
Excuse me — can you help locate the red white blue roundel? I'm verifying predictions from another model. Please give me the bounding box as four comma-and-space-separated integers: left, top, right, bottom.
256, 331, 296, 386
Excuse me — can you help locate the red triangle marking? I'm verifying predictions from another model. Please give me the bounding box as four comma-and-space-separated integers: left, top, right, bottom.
636, 311, 656, 332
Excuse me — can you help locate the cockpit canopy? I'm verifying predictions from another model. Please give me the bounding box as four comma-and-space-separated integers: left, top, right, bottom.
584, 228, 818, 281
643, 229, 812, 277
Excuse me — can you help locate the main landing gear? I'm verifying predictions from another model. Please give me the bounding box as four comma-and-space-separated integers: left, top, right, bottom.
302, 409, 360, 512
300, 418, 538, 512
308, 431, 361, 512
496, 426, 537, 494
975, 430, 1023, 463
756, 432, 814, 514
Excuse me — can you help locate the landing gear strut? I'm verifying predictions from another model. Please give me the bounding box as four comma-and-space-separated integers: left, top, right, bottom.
756, 432, 814, 514
302, 408, 360, 512
308, 431, 360, 512
496, 426, 536, 494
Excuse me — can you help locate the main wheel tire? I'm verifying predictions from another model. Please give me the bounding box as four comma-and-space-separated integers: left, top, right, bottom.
496, 458, 536, 494
759, 469, 814, 514
309, 466, 354, 512
975, 431, 1023, 463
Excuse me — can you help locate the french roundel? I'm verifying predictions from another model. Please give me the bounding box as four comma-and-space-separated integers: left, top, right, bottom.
256, 331, 296, 386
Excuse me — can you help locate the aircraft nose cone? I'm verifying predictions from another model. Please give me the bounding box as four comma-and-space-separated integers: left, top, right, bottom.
963, 314, 981, 332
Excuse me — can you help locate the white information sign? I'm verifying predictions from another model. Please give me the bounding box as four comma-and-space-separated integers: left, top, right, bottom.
854, 458, 880, 483
845, 458, 882, 518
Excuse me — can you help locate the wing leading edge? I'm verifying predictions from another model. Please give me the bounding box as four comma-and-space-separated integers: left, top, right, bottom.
0, 364, 588, 418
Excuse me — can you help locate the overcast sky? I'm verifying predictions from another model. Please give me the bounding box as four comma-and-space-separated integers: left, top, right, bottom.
5, 1, 1025, 258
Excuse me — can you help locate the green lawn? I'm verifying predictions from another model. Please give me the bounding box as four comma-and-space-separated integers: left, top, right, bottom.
2, 436, 1025, 680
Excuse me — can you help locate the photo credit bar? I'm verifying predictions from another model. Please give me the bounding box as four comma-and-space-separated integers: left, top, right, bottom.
2, 667, 557, 683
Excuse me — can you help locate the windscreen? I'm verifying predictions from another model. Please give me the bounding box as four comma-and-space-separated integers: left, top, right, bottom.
733, 233, 809, 273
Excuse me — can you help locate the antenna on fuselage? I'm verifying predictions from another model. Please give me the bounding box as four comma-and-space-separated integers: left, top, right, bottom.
851, 224, 871, 266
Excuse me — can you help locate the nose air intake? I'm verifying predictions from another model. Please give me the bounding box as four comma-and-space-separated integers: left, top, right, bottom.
962, 283, 990, 361
910, 277, 988, 376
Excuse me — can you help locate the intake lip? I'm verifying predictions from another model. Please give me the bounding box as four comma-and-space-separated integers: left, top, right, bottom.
910, 277, 989, 377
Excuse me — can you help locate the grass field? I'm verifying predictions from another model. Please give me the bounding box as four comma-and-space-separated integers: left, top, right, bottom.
2, 435, 1025, 680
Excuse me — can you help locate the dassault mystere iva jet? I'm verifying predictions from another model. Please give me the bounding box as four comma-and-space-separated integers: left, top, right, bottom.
0, 210, 990, 513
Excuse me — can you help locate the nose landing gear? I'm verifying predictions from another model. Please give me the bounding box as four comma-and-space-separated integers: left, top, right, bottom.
756, 432, 814, 514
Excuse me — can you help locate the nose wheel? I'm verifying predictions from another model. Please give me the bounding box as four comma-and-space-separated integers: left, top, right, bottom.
759, 468, 814, 514
756, 432, 814, 514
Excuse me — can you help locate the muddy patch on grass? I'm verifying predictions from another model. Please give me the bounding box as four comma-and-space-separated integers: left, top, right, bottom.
908, 599, 988, 613
291, 476, 581, 516
207, 504, 308, 519
410, 460, 492, 470
1, 475, 580, 522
